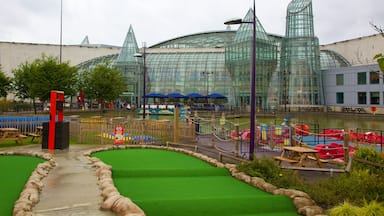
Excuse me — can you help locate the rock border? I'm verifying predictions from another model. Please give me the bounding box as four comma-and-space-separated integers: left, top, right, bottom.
84, 145, 326, 216
0, 150, 56, 216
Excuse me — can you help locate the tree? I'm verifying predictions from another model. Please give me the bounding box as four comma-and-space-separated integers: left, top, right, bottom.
0, 67, 11, 98
82, 64, 127, 110
374, 53, 384, 72
12, 55, 78, 113
371, 22, 384, 72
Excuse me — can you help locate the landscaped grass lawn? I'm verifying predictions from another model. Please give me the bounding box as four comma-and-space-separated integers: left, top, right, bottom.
0, 155, 45, 215
92, 149, 298, 216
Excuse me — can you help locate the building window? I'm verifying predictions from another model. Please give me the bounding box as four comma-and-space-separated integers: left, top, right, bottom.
370, 92, 380, 105
357, 72, 366, 85
336, 74, 344, 86
358, 92, 367, 104
370, 71, 380, 84
336, 92, 344, 104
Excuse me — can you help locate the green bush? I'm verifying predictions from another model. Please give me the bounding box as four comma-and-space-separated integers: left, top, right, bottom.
328, 201, 361, 216
360, 200, 384, 216
303, 169, 384, 208
236, 154, 384, 210
328, 200, 384, 216
353, 146, 384, 173
236, 156, 304, 188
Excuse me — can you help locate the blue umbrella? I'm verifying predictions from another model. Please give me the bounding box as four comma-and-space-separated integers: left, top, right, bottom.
166, 93, 186, 98
145, 93, 166, 98
186, 93, 206, 98
207, 93, 226, 99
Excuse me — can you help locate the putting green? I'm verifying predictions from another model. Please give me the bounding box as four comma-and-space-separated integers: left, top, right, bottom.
93, 149, 298, 216
0, 155, 45, 215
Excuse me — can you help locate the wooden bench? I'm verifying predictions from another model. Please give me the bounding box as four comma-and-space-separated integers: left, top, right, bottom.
274, 156, 299, 165
27, 126, 43, 142
281, 166, 345, 173
28, 132, 41, 142
307, 155, 329, 163
0, 128, 26, 144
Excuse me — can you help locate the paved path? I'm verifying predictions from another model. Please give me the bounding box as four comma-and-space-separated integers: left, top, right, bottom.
6, 144, 114, 216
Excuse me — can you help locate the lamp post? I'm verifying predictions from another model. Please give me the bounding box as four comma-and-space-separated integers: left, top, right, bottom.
134, 45, 147, 119
59, 0, 63, 63
225, 0, 256, 160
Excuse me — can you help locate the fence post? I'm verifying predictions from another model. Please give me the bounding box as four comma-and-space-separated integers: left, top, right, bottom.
235, 121, 239, 156
174, 107, 180, 143
344, 127, 350, 164
220, 112, 226, 137
211, 114, 215, 147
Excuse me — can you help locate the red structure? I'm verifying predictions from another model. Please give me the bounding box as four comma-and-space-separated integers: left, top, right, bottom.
48, 90, 65, 151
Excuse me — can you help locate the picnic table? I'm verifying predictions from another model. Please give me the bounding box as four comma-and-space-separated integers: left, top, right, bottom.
274, 146, 325, 168
28, 126, 43, 142
0, 128, 27, 144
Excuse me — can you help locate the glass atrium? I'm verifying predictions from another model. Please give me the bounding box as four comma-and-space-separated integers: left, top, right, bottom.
77, 0, 350, 110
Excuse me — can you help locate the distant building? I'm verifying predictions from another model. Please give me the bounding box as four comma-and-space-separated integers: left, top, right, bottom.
1, 0, 383, 113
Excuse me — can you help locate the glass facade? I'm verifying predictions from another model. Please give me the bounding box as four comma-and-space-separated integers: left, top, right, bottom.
112, 25, 142, 104
76, 0, 353, 109
280, 0, 323, 105
320, 50, 351, 70
225, 9, 278, 109
146, 50, 232, 99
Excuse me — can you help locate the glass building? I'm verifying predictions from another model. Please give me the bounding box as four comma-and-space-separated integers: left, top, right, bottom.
77, 0, 351, 110
280, 0, 322, 106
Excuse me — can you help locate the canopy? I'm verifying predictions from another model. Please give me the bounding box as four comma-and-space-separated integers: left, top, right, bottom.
145, 93, 166, 98
186, 93, 206, 98
207, 93, 226, 99
166, 93, 186, 98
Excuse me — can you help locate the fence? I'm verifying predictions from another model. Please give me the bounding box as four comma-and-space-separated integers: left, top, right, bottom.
0, 115, 196, 145
0, 116, 50, 134
69, 116, 196, 145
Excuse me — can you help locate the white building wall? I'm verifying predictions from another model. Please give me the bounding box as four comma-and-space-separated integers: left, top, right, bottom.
320, 34, 384, 66
0, 42, 120, 77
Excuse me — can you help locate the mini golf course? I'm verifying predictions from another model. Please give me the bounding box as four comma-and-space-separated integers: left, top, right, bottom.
0, 155, 45, 215
92, 149, 299, 216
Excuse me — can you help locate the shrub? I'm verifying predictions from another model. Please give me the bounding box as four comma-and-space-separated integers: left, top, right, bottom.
328, 201, 361, 216
303, 169, 384, 208
328, 200, 384, 216
353, 146, 384, 174
236, 156, 304, 188
360, 200, 384, 216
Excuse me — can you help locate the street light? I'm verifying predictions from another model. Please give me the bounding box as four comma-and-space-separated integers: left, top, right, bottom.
225, 0, 256, 160
134, 45, 147, 119
59, 0, 63, 63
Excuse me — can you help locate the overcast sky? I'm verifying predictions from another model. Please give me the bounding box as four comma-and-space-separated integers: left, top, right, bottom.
0, 0, 383, 47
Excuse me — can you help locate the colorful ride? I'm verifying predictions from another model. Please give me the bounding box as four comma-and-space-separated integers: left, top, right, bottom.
314, 142, 357, 159
296, 124, 310, 136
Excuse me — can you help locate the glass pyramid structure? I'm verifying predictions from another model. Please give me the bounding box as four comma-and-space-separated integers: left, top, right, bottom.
112, 25, 142, 104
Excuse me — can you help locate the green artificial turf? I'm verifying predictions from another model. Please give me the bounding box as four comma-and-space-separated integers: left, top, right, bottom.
93, 149, 298, 216
0, 155, 45, 215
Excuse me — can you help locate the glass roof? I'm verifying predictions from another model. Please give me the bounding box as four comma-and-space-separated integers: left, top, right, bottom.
114, 25, 139, 64
287, 0, 311, 13
320, 50, 351, 70
150, 31, 235, 49
234, 9, 271, 43
77, 54, 118, 72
